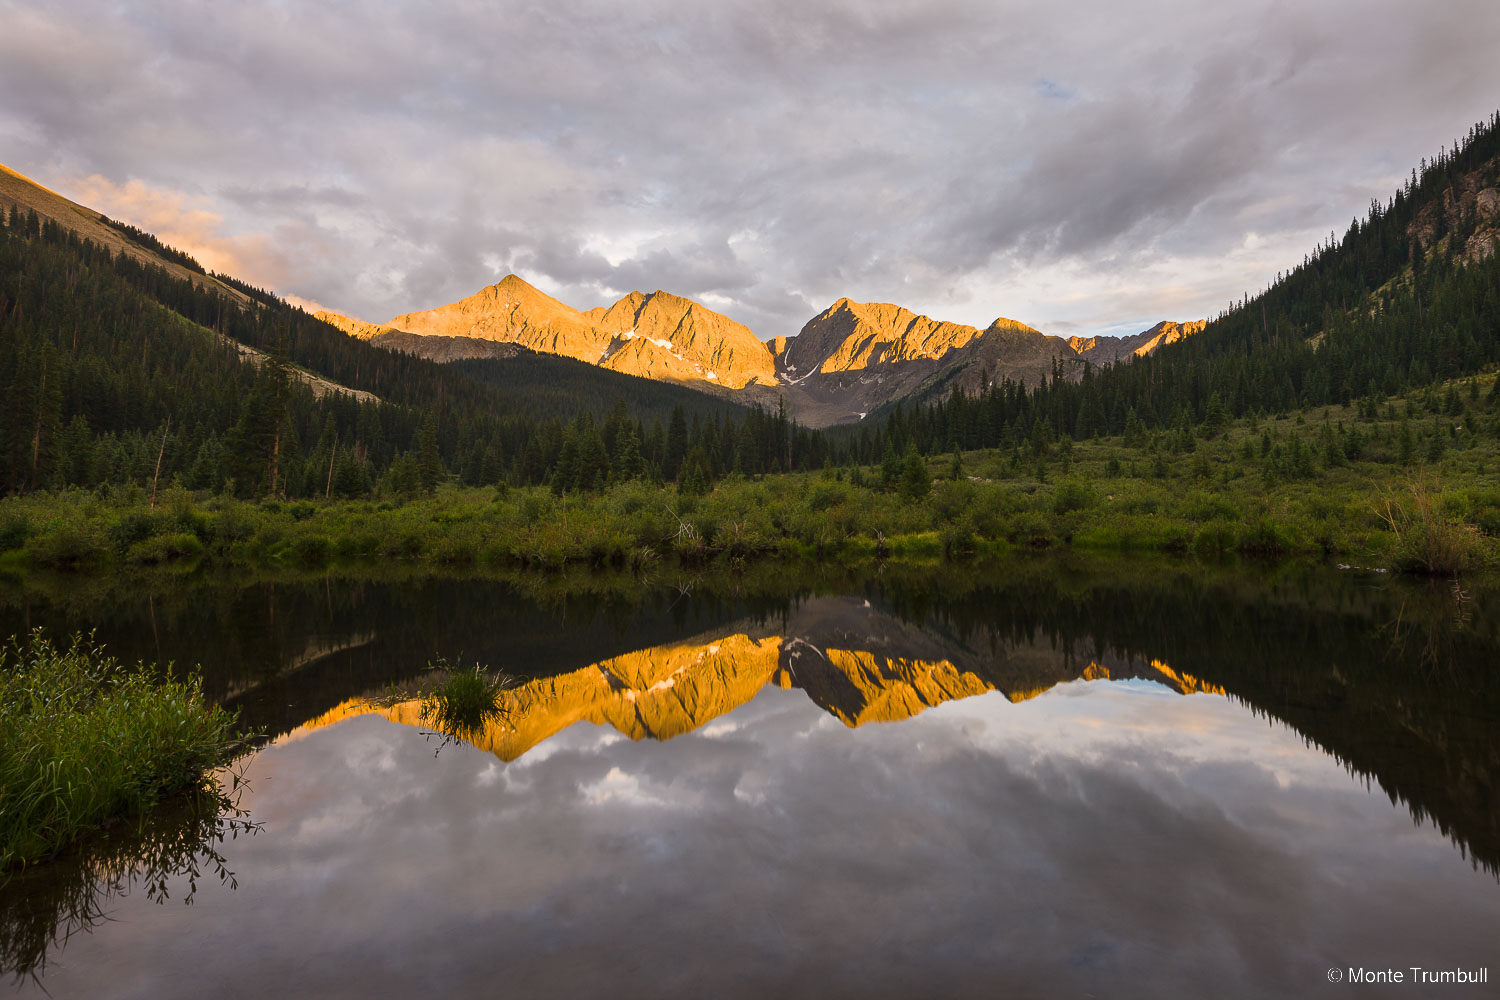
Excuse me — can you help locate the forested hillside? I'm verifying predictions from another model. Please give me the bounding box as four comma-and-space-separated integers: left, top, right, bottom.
0, 205, 833, 499
867, 111, 1500, 457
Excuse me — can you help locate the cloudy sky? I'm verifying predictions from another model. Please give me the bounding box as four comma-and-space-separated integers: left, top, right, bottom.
3, 1, 1498, 340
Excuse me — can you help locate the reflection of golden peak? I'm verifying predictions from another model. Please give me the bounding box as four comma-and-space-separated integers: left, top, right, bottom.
293, 634, 783, 761
820, 650, 991, 726
1081, 662, 1112, 682
1006, 684, 1055, 704
1150, 659, 1227, 697
287, 634, 1223, 763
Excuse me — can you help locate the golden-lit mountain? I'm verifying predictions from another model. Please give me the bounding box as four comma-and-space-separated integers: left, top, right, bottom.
312, 310, 400, 341
291, 597, 1224, 762
584, 290, 777, 389
326, 275, 779, 393
318, 268, 1203, 425
385, 274, 614, 362
1067, 320, 1209, 364
778, 298, 993, 375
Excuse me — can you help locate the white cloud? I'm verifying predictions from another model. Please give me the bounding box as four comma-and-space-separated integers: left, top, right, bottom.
3, 0, 1498, 335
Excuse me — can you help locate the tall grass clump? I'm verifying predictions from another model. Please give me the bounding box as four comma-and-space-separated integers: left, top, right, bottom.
418, 660, 507, 739
1377, 480, 1487, 575
0, 631, 249, 871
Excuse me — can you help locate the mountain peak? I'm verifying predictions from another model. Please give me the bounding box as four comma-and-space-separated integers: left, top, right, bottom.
365, 278, 776, 390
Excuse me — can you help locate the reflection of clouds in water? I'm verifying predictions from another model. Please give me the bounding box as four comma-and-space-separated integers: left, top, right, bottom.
17, 682, 1499, 1000
986, 678, 1323, 793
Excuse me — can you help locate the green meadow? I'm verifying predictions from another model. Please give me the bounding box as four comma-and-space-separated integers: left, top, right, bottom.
3, 379, 1497, 580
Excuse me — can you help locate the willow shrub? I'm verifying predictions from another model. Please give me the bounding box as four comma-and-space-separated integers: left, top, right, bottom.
0, 631, 246, 871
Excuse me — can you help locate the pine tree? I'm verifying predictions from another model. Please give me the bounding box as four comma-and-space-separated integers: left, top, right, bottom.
900, 445, 930, 499
665, 405, 688, 481
415, 414, 444, 493
881, 439, 901, 489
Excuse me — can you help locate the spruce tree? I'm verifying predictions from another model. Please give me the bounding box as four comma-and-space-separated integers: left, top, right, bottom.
900, 445, 930, 499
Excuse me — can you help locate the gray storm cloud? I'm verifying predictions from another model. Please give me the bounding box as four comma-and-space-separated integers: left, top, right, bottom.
2, 0, 1498, 338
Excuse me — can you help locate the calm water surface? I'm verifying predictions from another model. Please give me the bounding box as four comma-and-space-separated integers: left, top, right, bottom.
2, 565, 1497, 998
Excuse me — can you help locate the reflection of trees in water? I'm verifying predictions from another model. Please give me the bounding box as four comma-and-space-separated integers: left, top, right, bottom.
885, 568, 1500, 878
1378, 578, 1477, 679
0, 783, 260, 984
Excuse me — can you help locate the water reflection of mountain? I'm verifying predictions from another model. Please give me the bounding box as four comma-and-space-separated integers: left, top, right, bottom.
4, 567, 1495, 874
293, 597, 1226, 762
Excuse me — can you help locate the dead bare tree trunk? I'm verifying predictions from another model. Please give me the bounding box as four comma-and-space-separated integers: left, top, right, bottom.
270, 422, 281, 498
150, 418, 170, 509
325, 432, 338, 500
30, 368, 46, 490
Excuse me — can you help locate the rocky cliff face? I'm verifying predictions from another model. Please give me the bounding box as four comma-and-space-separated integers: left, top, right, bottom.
776, 299, 1203, 426
585, 289, 777, 388
386, 274, 614, 363
1067, 320, 1209, 364
1405, 156, 1500, 263
781, 298, 990, 376
312, 310, 399, 341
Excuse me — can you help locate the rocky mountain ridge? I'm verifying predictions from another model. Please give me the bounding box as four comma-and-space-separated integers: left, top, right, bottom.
0, 163, 254, 307
328, 276, 1203, 427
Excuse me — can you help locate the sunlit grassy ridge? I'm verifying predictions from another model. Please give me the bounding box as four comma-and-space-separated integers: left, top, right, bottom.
0, 631, 249, 871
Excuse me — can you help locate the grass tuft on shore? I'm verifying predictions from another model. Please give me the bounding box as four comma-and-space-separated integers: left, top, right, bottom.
0, 631, 250, 871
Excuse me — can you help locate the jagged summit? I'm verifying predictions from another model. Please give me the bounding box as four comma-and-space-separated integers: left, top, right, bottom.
781, 298, 993, 377
1067, 319, 1209, 363
383, 274, 607, 360
347, 276, 778, 391
587, 288, 777, 388
771, 295, 1197, 426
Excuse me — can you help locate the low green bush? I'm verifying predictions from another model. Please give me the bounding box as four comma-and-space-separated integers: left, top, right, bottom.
292, 533, 333, 565
125, 531, 204, 565
1052, 477, 1099, 514
0, 631, 248, 871
1240, 516, 1296, 555
0, 512, 31, 552
1193, 520, 1239, 556
23, 519, 108, 569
